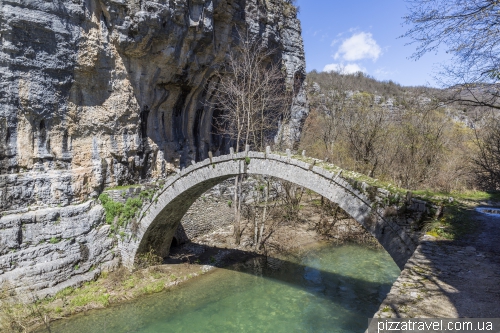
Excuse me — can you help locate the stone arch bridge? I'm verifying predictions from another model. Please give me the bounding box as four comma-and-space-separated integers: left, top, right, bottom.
119, 150, 419, 270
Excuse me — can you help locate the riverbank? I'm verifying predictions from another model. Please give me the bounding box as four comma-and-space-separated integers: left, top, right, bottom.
1, 196, 379, 332
43, 242, 400, 333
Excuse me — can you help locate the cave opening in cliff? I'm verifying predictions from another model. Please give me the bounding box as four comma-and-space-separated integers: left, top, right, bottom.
39, 120, 47, 153
193, 107, 204, 161
170, 236, 179, 248
172, 87, 191, 143
5, 126, 10, 144
141, 106, 150, 139
62, 130, 69, 153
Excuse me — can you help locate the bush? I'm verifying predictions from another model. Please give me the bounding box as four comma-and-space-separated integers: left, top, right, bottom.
99, 193, 123, 224
99, 194, 144, 228
135, 248, 163, 269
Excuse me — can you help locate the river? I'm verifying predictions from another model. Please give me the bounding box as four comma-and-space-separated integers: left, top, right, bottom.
49, 242, 399, 333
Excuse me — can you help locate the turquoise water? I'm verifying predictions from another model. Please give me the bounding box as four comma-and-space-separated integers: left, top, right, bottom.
49, 243, 400, 333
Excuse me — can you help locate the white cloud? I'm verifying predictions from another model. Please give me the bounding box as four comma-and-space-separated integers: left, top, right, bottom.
323, 63, 366, 74
374, 68, 395, 77
334, 32, 382, 62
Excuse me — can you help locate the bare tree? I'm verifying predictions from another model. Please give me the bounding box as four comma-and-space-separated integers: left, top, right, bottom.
301, 71, 473, 191
391, 99, 449, 189
247, 178, 304, 251
403, 0, 500, 109
245, 177, 277, 250
471, 113, 500, 189
339, 92, 389, 177
211, 29, 293, 244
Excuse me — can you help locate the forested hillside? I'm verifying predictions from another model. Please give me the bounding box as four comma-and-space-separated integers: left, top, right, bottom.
300, 70, 498, 191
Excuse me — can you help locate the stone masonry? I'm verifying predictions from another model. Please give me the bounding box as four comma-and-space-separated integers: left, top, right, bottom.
119, 151, 423, 270
1, 151, 430, 296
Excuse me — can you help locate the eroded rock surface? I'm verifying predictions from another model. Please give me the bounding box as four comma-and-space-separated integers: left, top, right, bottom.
0, 0, 307, 294
0, 202, 117, 296
0, 0, 307, 210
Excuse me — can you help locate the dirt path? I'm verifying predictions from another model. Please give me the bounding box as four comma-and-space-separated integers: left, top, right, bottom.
374, 207, 500, 318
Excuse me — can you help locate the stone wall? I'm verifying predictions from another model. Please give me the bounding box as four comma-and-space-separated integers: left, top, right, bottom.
174, 179, 234, 244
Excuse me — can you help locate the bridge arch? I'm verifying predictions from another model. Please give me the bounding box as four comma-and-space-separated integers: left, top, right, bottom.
119, 151, 417, 270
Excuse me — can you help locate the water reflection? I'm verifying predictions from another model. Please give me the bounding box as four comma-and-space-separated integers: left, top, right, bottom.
476, 206, 500, 217
49, 243, 400, 333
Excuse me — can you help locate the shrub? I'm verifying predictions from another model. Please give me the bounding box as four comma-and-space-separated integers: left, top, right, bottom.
135, 248, 163, 269
99, 193, 124, 224
99, 193, 143, 228
49, 237, 60, 244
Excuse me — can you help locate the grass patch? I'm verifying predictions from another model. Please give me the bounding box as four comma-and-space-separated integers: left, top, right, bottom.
55, 287, 75, 298
454, 190, 500, 202
423, 203, 478, 240
139, 189, 155, 202
69, 287, 110, 308
311, 199, 322, 206
412, 189, 500, 202
49, 237, 60, 244
141, 281, 165, 295
99, 194, 143, 227
122, 277, 137, 289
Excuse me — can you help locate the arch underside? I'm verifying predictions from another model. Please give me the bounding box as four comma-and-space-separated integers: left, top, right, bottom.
136, 175, 233, 258
121, 153, 416, 270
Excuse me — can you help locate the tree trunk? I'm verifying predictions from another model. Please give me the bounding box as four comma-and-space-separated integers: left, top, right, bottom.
233, 138, 241, 245
233, 175, 241, 245
258, 181, 269, 250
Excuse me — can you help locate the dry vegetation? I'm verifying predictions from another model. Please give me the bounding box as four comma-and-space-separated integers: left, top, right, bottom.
300, 70, 499, 192
210, 28, 294, 245
234, 177, 381, 254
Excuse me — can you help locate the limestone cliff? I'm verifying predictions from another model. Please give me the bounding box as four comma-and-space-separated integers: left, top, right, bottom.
0, 0, 307, 211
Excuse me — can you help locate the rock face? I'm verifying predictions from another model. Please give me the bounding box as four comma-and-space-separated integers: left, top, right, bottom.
0, 0, 307, 294
0, 0, 307, 210
0, 201, 117, 296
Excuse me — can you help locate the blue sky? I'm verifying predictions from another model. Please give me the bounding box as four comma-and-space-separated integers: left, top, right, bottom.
295, 0, 451, 87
